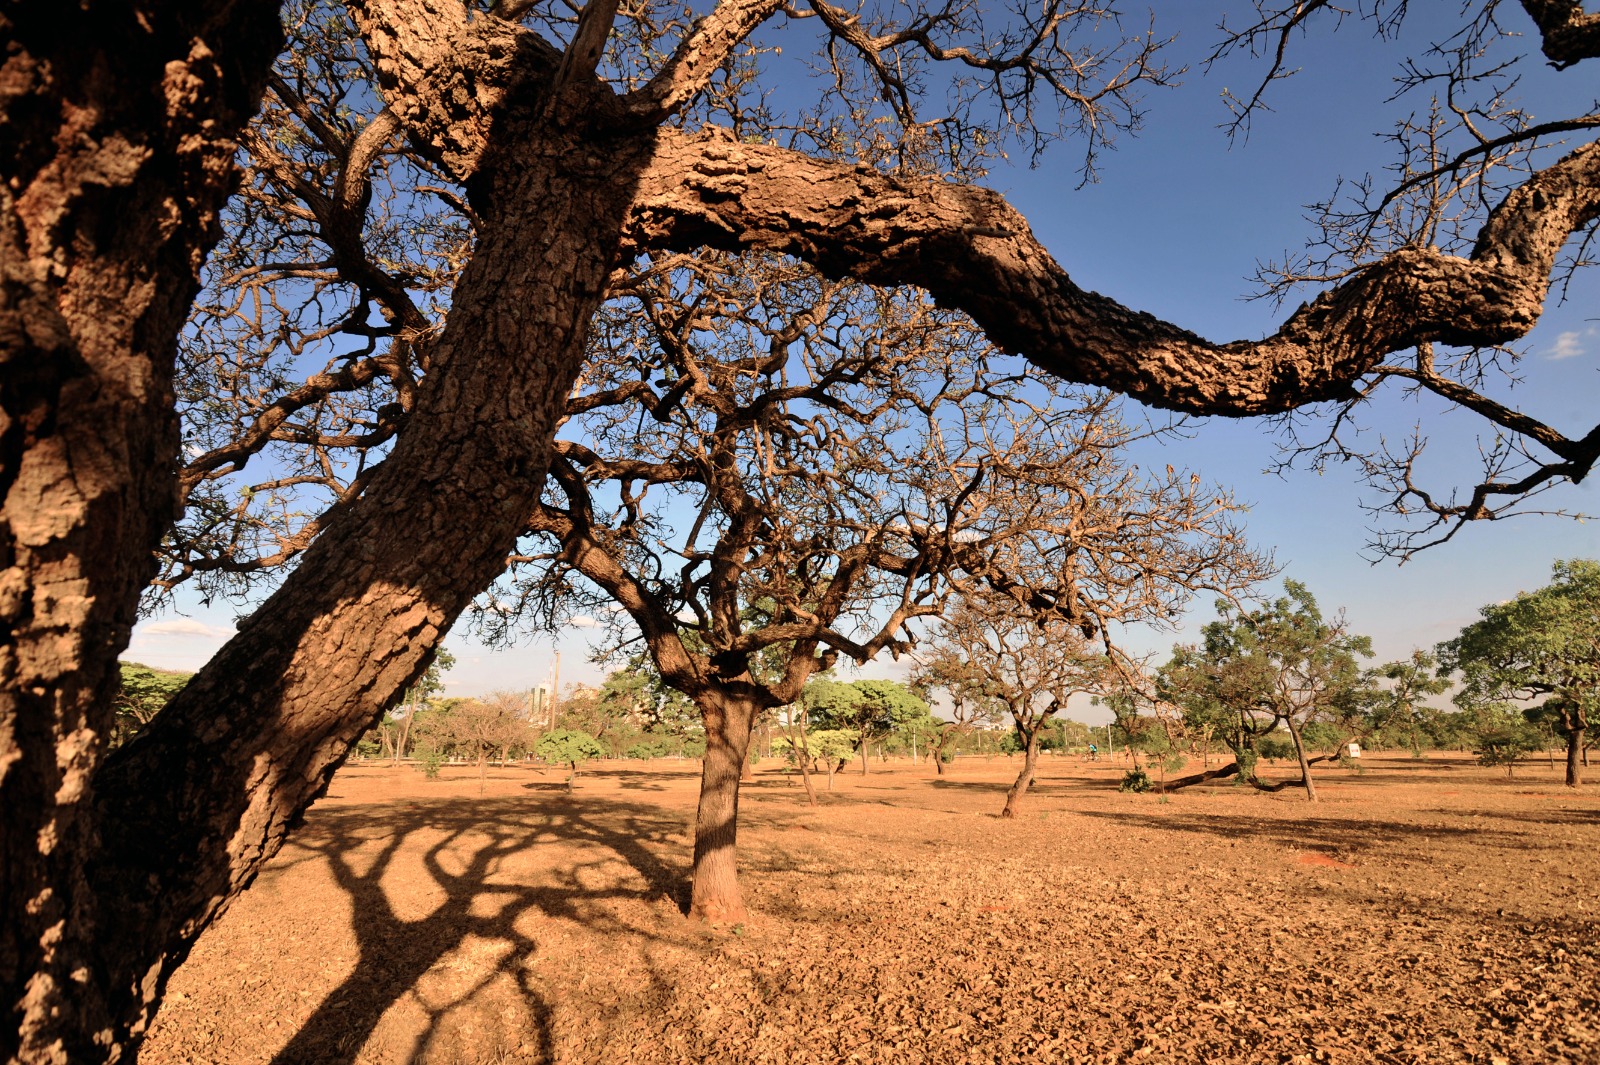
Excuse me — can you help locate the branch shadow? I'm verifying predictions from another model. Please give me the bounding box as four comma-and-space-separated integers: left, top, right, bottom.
265, 793, 688, 1065
1072, 808, 1559, 864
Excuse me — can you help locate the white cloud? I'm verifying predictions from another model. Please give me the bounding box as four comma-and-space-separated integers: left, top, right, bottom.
1548, 326, 1597, 360
138, 618, 232, 639
570, 615, 600, 628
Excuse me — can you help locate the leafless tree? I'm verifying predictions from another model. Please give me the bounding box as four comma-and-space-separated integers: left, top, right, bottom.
472, 247, 1265, 919
909, 648, 1006, 775
4, 1, 1598, 1058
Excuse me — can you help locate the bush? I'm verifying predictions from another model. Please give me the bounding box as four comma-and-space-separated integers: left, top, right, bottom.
1118, 768, 1153, 793
417, 745, 446, 780
1476, 729, 1537, 776
1257, 734, 1296, 761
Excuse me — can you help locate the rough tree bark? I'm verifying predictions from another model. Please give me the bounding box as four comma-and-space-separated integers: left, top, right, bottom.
2, 1, 1596, 1060
690, 687, 759, 922
1561, 702, 1586, 787
0, 2, 283, 1060
1001, 731, 1043, 818
626, 130, 1600, 418
85, 109, 652, 1050
1283, 717, 1320, 803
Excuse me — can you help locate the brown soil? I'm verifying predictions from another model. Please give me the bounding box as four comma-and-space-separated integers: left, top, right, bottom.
138, 753, 1600, 1065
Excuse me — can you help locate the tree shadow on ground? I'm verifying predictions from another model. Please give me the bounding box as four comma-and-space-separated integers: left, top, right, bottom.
1073, 809, 1558, 863
265, 794, 688, 1065
928, 776, 1112, 795
1436, 806, 1600, 828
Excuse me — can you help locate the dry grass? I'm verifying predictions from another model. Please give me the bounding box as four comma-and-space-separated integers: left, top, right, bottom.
138, 752, 1600, 1065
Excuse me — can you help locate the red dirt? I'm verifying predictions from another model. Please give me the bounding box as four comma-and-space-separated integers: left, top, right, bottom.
138, 753, 1600, 1064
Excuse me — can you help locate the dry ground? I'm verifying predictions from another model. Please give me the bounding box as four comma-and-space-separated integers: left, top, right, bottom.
138, 752, 1599, 1065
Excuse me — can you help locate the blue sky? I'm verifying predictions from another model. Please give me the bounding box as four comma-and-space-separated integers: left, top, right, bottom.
127, 4, 1599, 713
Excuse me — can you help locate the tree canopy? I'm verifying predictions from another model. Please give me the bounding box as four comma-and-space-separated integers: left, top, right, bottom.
1160, 581, 1376, 801
1440, 558, 1600, 786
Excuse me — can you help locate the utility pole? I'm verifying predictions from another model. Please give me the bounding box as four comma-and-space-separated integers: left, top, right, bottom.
549, 650, 561, 728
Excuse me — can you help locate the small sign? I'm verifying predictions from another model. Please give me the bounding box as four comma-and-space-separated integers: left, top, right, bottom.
1346, 742, 1362, 759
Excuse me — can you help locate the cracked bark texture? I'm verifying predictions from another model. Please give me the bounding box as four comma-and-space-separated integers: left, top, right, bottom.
0, 2, 281, 1061
624, 130, 1600, 417
88, 124, 657, 1065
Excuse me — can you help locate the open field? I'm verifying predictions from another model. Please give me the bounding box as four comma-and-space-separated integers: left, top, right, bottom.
139, 754, 1599, 1065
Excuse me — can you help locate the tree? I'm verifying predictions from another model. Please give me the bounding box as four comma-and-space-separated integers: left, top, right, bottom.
110, 664, 194, 749
1373, 650, 1452, 757
6, 3, 1599, 1059
412, 692, 531, 793
808, 680, 929, 776
1440, 559, 1600, 787
923, 594, 1120, 818
476, 264, 1253, 920
1160, 582, 1375, 801
1467, 703, 1543, 777
391, 647, 457, 765
910, 645, 1006, 775
534, 728, 604, 787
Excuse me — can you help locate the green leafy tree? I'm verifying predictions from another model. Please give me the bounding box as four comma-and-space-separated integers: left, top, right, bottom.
111, 664, 192, 749
535, 729, 605, 788
1158, 581, 1375, 802
391, 648, 456, 766
1373, 650, 1452, 756
1465, 704, 1543, 777
1440, 559, 1600, 787
805, 679, 930, 776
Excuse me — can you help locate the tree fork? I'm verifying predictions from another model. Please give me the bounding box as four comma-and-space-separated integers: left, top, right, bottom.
81, 117, 656, 1056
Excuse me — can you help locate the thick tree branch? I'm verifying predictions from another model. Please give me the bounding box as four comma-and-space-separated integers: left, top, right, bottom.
1519, 0, 1600, 67
624, 127, 1600, 417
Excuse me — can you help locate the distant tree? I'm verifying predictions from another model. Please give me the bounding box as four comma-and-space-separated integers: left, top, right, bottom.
535, 729, 605, 789
1159, 581, 1375, 801
911, 648, 1006, 776
1465, 703, 1543, 777
111, 664, 192, 749
1440, 559, 1600, 787
391, 648, 456, 766
928, 593, 1118, 818
415, 695, 530, 794
808, 679, 928, 776
1373, 650, 1453, 756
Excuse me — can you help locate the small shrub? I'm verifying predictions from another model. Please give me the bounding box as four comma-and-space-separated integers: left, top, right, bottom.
418, 746, 445, 780
1118, 768, 1153, 793
1257, 734, 1296, 762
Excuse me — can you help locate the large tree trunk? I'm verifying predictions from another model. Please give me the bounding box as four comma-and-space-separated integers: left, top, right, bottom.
1001, 731, 1041, 818
690, 689, 758, 922
1165, 761, 1243, 790
77, 110, 657, 1055
0, 3, 283, 1061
